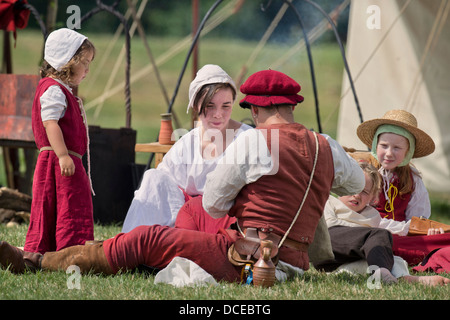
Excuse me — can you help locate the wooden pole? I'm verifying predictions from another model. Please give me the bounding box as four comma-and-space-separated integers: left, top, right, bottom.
46, 0, 58, 34
2, 30, 12, 73
191, 0, 199, 128
1, 31, 17, 189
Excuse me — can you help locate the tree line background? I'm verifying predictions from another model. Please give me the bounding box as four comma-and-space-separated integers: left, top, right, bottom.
25, 0, 349, 42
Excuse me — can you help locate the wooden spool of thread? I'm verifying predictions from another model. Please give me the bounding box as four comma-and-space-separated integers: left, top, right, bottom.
252, 240, 276, 288
159, 113, 175, 145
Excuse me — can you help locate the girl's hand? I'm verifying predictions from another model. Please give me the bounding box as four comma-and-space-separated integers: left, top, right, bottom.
43, 120, 75, 176
59, 154, 75, 176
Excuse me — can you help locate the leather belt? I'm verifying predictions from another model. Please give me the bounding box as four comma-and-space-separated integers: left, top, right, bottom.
243, 227, 308, 252
39, 146, 83, 159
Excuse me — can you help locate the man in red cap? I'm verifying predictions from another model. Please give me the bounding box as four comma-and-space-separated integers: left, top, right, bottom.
0, 70, 365, 283
202, 69, 365, 271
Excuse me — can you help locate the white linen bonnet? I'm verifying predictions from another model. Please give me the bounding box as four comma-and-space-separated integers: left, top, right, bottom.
44, 28, 88, 71
187, 64, 236, 113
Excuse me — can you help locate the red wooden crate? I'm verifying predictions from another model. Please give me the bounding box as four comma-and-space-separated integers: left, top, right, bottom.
0, 74, 39, 144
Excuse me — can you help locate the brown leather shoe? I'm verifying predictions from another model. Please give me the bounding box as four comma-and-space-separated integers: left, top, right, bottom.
41, 243, 115, 275
23, 251, 43, 271
0, 241, 25, 274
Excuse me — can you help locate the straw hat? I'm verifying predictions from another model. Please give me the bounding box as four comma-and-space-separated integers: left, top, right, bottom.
357, 109, 435, 158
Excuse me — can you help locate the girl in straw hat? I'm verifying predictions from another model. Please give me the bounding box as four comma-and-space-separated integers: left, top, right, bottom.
24, 28, 96, 254
356, 109, 435, 223
356, 109, 450, 266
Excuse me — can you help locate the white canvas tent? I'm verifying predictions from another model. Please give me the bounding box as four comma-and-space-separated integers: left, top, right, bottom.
337, 0, 450, 193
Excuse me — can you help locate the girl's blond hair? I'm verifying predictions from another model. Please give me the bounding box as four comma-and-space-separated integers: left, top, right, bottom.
360, 162, 382, 197
40, 39, 95, 87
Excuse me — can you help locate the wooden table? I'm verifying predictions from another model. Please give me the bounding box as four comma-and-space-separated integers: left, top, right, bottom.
135, 142, 173, 168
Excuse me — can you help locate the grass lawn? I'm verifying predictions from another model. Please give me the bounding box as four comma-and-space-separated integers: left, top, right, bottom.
1, 202, 450, 301
1, 30, 450, 302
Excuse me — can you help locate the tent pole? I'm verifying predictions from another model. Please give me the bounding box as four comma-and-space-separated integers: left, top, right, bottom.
191, 0, 200, 128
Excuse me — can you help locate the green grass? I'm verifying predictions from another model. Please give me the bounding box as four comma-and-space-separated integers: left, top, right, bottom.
2, 194, 449, 301
1, 206, 450, 301
0, 257, 448, 301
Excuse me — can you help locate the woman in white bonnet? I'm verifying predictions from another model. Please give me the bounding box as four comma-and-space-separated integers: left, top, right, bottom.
121, 65, 252, 232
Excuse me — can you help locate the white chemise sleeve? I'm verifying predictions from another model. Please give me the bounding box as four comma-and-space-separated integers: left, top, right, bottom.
405, 170, 431, 220
39, 84, 67, 121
